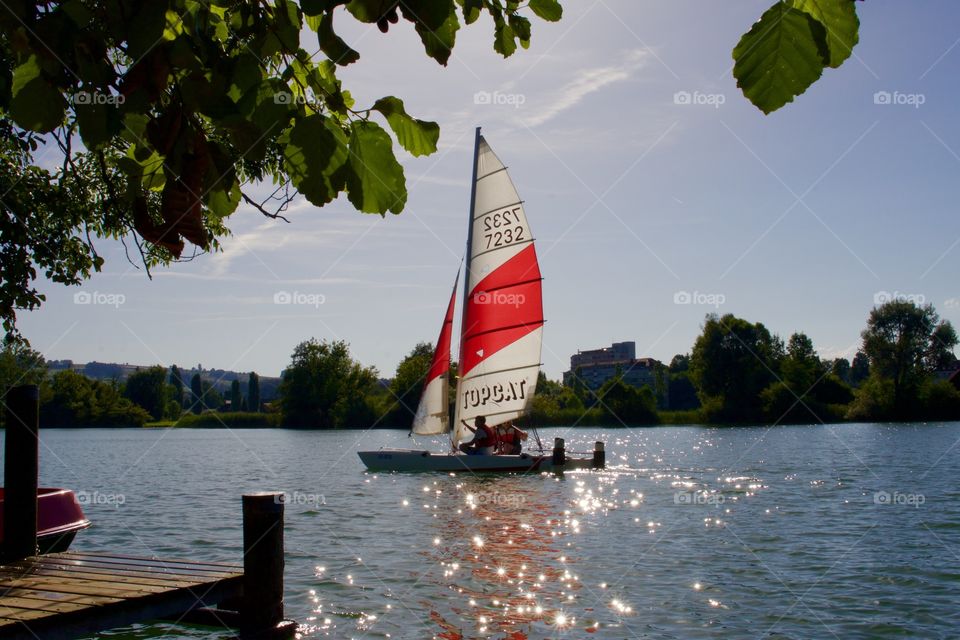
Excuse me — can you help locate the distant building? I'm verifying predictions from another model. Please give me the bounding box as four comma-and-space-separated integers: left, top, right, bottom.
935, 365, 960, 391
563, 341, 663, 395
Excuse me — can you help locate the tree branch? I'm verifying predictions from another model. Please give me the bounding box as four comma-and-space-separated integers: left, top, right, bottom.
241, 188, 293, 222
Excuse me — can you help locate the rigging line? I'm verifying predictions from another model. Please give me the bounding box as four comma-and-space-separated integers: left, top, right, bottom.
462, 408, 526, 419
477, 166, 509, 181
531, 427, 544, 454
473, 200, 524, 219
461, 362, 542, 381
468, 276, 543, 295
463, 321, 545, 341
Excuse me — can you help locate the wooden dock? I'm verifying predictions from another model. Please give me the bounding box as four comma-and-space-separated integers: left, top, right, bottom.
0, 551, 243, 639
2, 384, 296, 639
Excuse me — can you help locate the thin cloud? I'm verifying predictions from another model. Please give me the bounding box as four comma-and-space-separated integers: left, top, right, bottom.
522, 49, 648, 128
209, 214, 367, 276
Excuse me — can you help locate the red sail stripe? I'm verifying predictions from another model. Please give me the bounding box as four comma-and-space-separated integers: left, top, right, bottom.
426, 280, 458, 384
461, 244, 543, 376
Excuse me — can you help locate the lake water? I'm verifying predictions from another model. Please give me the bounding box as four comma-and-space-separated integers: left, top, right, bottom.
3, 424, 960, 639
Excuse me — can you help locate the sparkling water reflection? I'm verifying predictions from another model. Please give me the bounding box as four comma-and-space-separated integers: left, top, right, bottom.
3, 424, 958, 639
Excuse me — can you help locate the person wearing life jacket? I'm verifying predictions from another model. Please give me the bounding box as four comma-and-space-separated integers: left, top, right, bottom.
458, 416, 497, 455
496, 421, 528, 455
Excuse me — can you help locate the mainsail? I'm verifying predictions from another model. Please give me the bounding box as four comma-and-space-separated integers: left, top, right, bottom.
453, 130, 544, 444
411, 272, 459, 435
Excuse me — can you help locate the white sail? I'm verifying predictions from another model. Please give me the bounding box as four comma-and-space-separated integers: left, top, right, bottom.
454, 131, 543, 445
411, 272, 458, 435
411, 376, 448, 435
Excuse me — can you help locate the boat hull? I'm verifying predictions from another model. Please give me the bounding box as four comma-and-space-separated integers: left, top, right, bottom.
0, 488, 91, 554
357, 449, 600, 473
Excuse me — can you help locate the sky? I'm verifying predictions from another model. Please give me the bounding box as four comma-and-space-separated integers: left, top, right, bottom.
17, 1, 960, 380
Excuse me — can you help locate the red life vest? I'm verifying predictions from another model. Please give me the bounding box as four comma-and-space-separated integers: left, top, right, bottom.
496, 426, 521, 454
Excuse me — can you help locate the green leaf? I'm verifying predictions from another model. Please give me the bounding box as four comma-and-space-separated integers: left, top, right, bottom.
126, 2, 168, 59
528, 0, 562, 22
282, 114, 349, 206
509, 14, 531, 48
458, 0, 482, 24
206, 179, 242, 217
302, 0, 340, 15
223, 117, 268, 162
124, 144, 166, 191
345, 121, 406, 214
121, 112, 150, 144
493, 18, 517, 57
401, 0, 460, 65
371, 96, 439, 157
261, 0, 301, 55
790, 0, 859, 68
62, 0, 94, 27
305, 13, 323, 31
237, 79, 295, 136
181, 72, 234, 119
75, 100, 122, 150
9, 55, 66, 133
316, 12, 360, 66
228, 52, 263, 101
733, 3, 826, 114
345, 0, 393, 22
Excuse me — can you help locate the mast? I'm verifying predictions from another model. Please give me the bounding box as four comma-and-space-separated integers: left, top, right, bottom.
456, 126, 482, 431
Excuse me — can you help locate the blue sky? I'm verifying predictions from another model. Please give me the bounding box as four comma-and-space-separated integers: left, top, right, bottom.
19, 1, 960, 380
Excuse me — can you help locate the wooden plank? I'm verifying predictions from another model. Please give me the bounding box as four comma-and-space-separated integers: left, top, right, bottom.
0, 574, 175, 598
23, 556, 240, 580
39, 557, 242, 579
35, 560, 243, 582
0, 566, 224, 590
0, 571, 241, 603
1, 560, 228, 583
56, 551, 241, 570
0, 589, 123, 606
1, 557, 240, 582
0, 606, 56, 622
0, 595, 95, 614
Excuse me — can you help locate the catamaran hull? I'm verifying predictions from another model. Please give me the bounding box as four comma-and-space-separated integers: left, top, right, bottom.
357, 449, 599, 473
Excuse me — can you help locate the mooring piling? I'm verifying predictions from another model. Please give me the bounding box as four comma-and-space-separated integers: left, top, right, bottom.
3, 384, 39, 563
551, 437, 566, 467
241, 492, 296, 638
593, 441, 606, 469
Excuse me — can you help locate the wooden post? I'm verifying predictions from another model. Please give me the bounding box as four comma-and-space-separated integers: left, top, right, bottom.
551, 437, 565, 467
592, 441, 606, 469
4, 385, 39, 562
241, 492, 294, 638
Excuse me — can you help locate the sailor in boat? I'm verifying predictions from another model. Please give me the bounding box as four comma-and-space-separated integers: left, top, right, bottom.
458, 416, 497, 455
496, 421, 528, 455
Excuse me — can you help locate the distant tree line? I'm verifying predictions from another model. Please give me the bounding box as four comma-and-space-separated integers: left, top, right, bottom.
682, 300, 958, 424
3, 300, 957, 429
0, 349, 269, 428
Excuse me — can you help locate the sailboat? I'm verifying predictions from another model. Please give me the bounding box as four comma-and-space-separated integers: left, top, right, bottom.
358, 129, 604, 473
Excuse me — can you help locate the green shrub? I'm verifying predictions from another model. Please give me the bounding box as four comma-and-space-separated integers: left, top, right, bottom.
846, 375, 896, 421
918, 379, 960, 421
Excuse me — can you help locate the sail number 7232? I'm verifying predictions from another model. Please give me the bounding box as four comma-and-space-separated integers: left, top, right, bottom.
483, 207, 524, 250
462, 378, 528, 410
